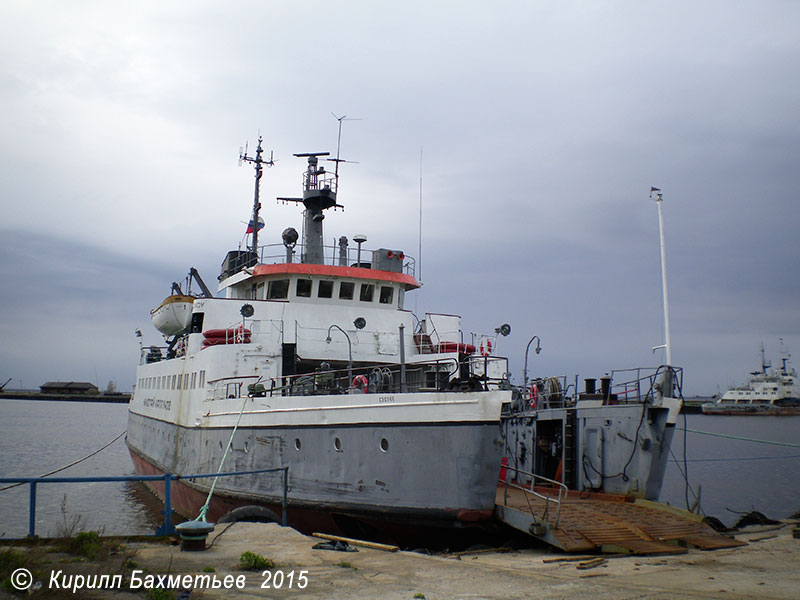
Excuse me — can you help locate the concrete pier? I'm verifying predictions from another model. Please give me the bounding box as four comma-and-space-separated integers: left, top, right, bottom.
2, 521, 797, 598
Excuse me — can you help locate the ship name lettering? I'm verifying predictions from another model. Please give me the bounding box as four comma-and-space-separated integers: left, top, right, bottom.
143, 398, 154, 407
378, 396, 395, 403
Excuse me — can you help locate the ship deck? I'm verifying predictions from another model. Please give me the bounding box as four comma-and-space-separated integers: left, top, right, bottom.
495, 485, 745, 555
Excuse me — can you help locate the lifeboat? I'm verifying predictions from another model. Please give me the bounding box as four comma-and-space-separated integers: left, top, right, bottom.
150, 295, 195, 336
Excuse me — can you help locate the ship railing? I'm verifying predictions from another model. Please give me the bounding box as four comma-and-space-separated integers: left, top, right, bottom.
609, 365, 684, 404
140, 344, 169, 365
208, 375, 263, 401
254, 243, 417, 278
253, 356, 510, 398
0, 467, 289, 541
499, 464, 568, 529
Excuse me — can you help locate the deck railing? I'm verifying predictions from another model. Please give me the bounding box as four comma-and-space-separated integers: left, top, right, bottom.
609, 365, 684, 403
255, 242, 417, 278
499, 464, 568, 529
252, 355, 510, 397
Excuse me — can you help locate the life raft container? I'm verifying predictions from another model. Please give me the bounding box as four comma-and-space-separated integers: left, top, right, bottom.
202, 326, 252, 348
438, 342, 477, 354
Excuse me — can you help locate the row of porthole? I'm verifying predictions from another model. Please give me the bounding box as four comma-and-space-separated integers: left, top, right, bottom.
294, 437, 390, 453
207, 437, 390, 454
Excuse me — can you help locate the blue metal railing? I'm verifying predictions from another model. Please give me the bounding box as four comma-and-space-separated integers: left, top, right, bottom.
0, 466, 289, 540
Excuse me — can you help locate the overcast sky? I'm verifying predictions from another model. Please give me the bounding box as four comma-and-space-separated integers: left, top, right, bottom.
1, 1, 798, 395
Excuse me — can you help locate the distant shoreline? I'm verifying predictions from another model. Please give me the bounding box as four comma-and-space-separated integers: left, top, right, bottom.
0, 391, 130, 403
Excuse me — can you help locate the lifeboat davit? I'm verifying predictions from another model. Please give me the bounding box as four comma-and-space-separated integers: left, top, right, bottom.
150, 295, 195, 336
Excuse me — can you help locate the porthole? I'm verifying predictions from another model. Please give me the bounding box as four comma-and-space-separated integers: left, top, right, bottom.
334, 437, 342, 452
380, 438, 389, 453
294, 438, 301, 451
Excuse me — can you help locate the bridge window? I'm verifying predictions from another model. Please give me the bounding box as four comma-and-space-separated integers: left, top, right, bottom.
267, 279, 289, 299
379, 286, 394, 304
296, 279, 312, 298
359, 283, 375, 302
318, 280, 334, 298
339, 281, 355, 300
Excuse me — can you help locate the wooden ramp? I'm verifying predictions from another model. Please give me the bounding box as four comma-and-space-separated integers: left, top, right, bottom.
495, 486, 746, 555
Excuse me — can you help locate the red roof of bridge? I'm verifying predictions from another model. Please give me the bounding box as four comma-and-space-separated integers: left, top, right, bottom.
252, 263, 421, 289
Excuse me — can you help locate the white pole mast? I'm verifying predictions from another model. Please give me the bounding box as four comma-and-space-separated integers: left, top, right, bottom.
651, 187, 672, 366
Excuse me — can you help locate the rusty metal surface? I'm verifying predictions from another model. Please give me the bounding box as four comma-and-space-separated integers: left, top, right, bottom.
495, 487, 746, 555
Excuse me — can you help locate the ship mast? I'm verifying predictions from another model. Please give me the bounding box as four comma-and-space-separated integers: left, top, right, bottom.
239, 136, 274, 256
278, 153, 342, 264
276, 117, 354, 264
651, 187, 672, 366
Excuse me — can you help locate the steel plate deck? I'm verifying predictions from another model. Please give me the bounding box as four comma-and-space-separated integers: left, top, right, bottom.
495, 486, 746, 555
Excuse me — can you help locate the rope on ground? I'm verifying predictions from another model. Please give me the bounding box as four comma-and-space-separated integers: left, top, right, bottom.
0, 429, 127, 492
676, 428, 800, 448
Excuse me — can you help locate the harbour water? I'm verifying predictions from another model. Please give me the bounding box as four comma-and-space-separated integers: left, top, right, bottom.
1, 398, 798, 538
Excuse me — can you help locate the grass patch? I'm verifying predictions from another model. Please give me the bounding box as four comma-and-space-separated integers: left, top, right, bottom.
1, 549, 30, 593
146, 589, 176, 600
239, 551, 275, 571
335, 561, 358, 570
414, 594, 426, 599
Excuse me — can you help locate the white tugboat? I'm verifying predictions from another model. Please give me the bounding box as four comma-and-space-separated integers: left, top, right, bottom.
702, 341, 800, 415
127, 134, 684, 544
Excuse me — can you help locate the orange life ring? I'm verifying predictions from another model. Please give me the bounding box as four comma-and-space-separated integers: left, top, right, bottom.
352, 375, 368, 393
530, 384, 538, 409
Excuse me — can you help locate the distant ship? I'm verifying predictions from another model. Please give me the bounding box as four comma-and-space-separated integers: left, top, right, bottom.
702, 341, 800, 415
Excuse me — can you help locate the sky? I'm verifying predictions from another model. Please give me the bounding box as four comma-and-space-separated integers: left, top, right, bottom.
1, 1, 798, 395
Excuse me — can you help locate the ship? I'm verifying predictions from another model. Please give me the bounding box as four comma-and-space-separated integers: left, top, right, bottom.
127, 132, 684, 544
702, 341, 800, 415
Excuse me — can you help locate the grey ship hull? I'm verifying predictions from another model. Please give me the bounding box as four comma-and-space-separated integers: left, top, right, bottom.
126, 410, 504, 540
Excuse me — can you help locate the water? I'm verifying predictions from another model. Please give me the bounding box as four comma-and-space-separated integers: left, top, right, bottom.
662, 413, 800, 527
1, 399, 798, 538
0, 398, 162, 539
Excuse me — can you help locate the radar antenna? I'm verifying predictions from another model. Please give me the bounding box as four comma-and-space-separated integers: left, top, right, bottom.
239, 135, 275, 255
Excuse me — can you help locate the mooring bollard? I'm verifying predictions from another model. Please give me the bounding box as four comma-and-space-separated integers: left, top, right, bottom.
175, 519, 216, 551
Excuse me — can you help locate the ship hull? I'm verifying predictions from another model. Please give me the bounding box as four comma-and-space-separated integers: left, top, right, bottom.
502, 402, 677, 501
126, 408, 503, 543
701, 400, 800, 416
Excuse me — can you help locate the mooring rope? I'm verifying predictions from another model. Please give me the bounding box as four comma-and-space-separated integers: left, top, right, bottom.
676, 427, 800, 448
670, 454, 800, 463
196, 394, 250, 522
0, 429, 127, 492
